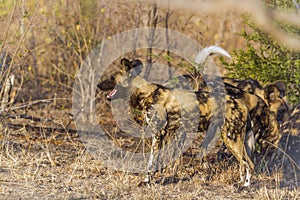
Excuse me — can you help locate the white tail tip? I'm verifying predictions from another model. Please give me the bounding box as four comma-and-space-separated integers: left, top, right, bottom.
195, 46, 231, 65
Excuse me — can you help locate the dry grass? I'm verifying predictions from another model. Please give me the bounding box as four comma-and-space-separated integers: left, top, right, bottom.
0, 0, 299, 199
0, 124, 298, 199
0, 103, 298, 199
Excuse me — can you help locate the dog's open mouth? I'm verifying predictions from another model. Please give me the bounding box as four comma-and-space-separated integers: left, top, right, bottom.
106, 85, 127, 100
107, 88, 117, 99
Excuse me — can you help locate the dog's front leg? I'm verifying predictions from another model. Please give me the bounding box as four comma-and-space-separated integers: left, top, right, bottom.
144, 133, 158, 183
143, 104, 167, 184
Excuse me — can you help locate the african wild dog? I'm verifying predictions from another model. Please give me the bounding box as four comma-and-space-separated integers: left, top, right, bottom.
173, 48, 290, 127
223, 78, 289, 124
263, 82, 290, 124
169, 55, 289, 154
276, 103, 300, 188
222, 78, 290, 152
223, 82, 289, 151
98, 52, 255, 186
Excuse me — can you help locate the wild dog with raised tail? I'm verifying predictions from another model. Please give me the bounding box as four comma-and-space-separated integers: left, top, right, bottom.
98, 48, 255, 186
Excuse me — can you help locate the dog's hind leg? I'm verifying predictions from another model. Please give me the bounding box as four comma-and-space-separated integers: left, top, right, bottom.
222, 100, 254, 186
238, 159, 252, 187
244, 162, 252, 187
244, 128, 255, 187
239, 162, 245, 184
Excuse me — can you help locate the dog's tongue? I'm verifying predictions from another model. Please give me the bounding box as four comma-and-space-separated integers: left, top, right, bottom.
107, 88, 117, 99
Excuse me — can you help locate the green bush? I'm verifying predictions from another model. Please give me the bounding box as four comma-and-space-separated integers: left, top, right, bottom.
221, 14, 300, 105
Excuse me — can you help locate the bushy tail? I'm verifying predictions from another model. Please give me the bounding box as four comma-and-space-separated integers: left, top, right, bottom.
194, 46, 231, 71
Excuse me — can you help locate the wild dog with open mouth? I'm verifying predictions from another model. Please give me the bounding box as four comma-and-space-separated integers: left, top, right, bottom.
98, 55, 255, 186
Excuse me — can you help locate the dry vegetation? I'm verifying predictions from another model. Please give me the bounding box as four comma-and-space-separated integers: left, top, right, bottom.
0, 0, 299, 199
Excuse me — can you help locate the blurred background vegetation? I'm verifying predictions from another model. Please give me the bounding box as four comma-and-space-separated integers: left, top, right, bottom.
222, 0, 300, 105
0, 0, 299, 108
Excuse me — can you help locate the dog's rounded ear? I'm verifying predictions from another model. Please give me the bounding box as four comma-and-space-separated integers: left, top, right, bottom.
131, 59, 143, 68
120, 58, 133, 72
264, 82, 286, 101
274, 82, 286, 98
264, 82, 286, 102
264, 85, 278, 102
131, 59, 143, 76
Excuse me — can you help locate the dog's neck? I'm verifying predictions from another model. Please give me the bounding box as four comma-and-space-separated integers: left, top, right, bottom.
129, 75, 150, 88
130, 75, 161, 95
